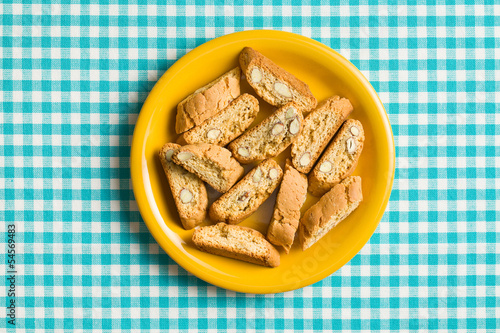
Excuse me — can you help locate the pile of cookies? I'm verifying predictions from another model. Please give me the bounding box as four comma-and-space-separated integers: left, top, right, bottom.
159, 47, 365, 268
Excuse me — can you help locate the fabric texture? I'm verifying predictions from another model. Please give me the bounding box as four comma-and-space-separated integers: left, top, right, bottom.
1, 1, 498, 331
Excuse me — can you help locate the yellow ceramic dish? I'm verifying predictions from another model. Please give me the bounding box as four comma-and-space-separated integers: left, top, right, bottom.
130, 30, 395, 294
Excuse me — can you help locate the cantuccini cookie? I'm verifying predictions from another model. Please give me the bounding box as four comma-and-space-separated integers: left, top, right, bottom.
291, 96, 353, 174
308, 119, 365, 197
192, 223, 280, 267
267, 160, 308, 253
239, 47, 317, 112
177, 93, 259, 147
175, 67, 241, 134
299, 176, 363, 250
171, 143, 244, 193
228, 102, 303, 164
158, 143, 208, 229
209, 159, 283, 225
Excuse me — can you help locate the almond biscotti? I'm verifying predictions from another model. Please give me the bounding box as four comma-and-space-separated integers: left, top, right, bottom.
308, 119, 365, 197
158, 143, 208, 229
192, 223, 280, 267
177, 93, 259, 147
239, 47, 317, 112
209, 159, 283, 224
291, 96, 353, 174
171, 143, 244, 193
175, 67, 241, 134
228, 103, 303, 164
299, 176, 363, 250
267, 160, 308, 253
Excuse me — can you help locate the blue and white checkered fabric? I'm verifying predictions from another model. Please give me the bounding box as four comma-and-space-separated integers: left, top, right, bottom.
1, 1, 499, 331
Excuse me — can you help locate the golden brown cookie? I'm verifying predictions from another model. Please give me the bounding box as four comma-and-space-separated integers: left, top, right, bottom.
209, 159, 283, 224
228, 102, 303, 164
291, 96, 353, 174
239, 47, 317, 112
308, 119, 365, 196
267, 160, 308, 253
192, 223, 280, 267
299, 176, 363, 250
171, 143, 244, 193
176, 67, 241, 134
158, 143, 208, 229
177, 93, 259, 146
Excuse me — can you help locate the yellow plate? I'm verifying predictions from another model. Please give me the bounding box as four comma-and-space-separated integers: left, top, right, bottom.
131, 30, 395, 294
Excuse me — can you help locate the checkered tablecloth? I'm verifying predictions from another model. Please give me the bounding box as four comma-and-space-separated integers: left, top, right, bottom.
1, 1, 499, 331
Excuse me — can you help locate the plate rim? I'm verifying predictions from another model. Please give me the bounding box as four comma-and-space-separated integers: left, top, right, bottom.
130, 29, 396, 294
